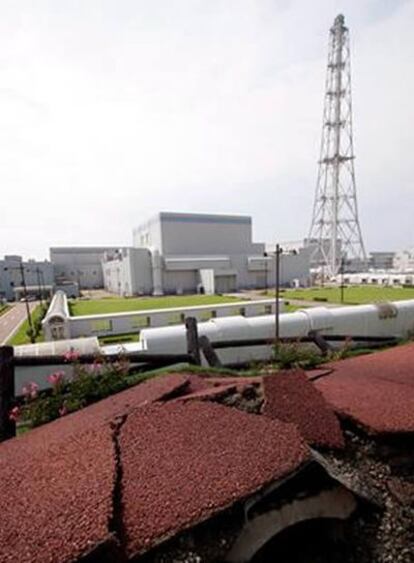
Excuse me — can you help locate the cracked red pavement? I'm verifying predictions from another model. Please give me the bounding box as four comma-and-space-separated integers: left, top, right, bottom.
262, 370, 344, 449
315, 343, 414, 435
0, 423, 116, 563
0, 374, 191, 563
0, 375, 310, 562
120, 401, 309, 558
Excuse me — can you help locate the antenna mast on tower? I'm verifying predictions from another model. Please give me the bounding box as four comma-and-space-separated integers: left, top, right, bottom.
309, 14, 366, 276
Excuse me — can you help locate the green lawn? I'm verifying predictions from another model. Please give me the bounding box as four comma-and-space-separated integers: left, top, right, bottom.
280, 286, 414, 305
70, 294, 245, 316
0, 304, 10, 317
7, 305, 46, 346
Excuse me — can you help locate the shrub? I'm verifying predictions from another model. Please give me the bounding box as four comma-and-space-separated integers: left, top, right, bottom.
12, 356, 130, 428
273, 342, 323, 370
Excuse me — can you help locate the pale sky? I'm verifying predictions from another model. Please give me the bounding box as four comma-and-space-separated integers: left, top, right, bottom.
1, 0, 413, 259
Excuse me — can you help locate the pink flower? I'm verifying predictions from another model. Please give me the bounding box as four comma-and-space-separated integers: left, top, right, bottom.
63, 348, 79, 362
87, 361, 102, 375
9, 406, 20, 422
22, 382, 39, 400
59, 404, 68, 417
47, 371, 65, 387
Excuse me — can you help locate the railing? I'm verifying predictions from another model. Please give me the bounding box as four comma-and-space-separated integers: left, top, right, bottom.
0, 316, 399, 443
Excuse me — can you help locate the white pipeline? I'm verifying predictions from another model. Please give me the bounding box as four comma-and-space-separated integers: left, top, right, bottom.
137, 300, 414, 365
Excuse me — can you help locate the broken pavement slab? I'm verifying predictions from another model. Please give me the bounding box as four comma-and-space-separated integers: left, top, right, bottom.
119, 401, 310, 558
262, 370, 344, 449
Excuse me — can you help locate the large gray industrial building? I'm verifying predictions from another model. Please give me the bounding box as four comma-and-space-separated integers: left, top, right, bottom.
46, 212, 311, 297
103, 212, 311, 295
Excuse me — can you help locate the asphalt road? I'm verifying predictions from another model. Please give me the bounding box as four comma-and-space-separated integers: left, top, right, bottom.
0, 302, 38, 345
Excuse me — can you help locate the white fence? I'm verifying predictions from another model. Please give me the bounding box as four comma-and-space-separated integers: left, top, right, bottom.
42, 294, 283, 341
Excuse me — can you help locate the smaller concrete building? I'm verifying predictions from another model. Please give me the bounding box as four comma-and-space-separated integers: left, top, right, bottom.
0, 255, 54, 301
394, 248, 414, 272
50, 246, 122, 289
369, 251, 395, 271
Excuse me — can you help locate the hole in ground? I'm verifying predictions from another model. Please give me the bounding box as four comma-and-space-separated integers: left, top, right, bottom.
250, 518, 352, 563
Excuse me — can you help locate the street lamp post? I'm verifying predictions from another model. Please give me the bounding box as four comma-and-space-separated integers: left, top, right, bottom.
274, 244, 283, 347
35, 267, 44, 307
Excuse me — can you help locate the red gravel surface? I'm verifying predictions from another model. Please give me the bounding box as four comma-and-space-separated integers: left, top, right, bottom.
0, 424, 116, 563
315, 344, 414, 434
326, 343, 414, 387
262, 370, 344, 449
78, 372, 191, 424
0, 373, 194, 562
315, 372, 414, 435
120, 401, 309, 557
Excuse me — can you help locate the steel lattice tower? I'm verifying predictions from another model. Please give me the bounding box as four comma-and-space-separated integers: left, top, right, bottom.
309, 14, 366, 276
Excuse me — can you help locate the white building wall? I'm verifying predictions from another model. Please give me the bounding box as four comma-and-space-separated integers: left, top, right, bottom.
103, 248, 152, 296
133, 212, 265, 257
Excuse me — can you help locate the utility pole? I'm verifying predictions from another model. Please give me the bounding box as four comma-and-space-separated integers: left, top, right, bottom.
35, 268, 44, 307
309, 14, 366, 277
340, 256, 345, 304
274, 244, 282, 347
19, 263, 35, 344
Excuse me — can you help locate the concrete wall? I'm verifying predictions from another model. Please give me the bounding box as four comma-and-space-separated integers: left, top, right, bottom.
42, 291, 280, 340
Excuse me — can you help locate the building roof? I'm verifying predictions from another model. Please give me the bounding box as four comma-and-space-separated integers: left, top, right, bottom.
158, 211, 252, 225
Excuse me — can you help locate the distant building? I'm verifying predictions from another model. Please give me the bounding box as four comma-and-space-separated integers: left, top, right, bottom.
331, 271, 414, 287
50, 247, 122, 289
394, 248, 414, 272
369, 251, 395, 271
0, 255, 54, 301
102, 212, 311, 296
